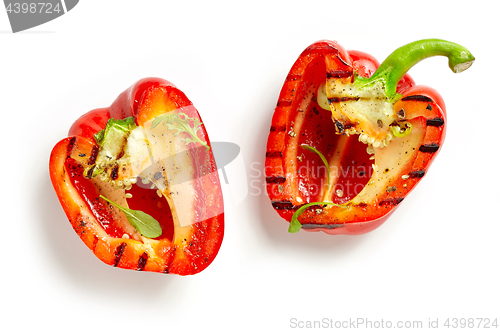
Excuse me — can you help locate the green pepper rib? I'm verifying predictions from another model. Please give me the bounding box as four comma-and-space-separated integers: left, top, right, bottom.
354, 39, 475, 101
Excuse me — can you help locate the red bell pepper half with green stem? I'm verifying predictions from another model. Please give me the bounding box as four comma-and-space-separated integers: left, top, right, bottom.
265, 39, 474, 234
50, 78, 224, 274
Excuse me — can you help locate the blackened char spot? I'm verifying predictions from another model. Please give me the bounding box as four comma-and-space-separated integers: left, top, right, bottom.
110, 165, 119, 180
266, 151, 283, 158
328, 97, 360, 103
137, 252, 148, 271
116, 150, 125, 160
326, 70, 353, 78
116, 136, 127, 160
409, 170, 426, 178
113, 242, 127, 267
270, 125, 287, 132
401, 95, 433, 103
272, 200, 296, 210
302, 223, 345, 229
334, 120, 344, 133
88, 145, 99, 165
426, 117, 444, 127
86, 165, 95, 178
67, 137, 77, 156
379, 197, 404, 206
419, 143, 440, 153
266, 176, 286, 184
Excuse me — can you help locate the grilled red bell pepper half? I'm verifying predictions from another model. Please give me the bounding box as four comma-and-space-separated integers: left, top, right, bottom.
50, 78, 224, 274
265, 39, 474, 234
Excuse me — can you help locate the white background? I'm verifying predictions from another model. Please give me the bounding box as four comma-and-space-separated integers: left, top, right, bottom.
1, 1, 498, 331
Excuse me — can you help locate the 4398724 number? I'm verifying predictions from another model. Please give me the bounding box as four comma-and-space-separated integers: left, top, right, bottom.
5, 2, 62, 14
444, 318, 498, 329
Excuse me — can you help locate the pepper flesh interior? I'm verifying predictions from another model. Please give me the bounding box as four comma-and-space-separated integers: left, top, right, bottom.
321, 80, 397, 148
314, 80, 421, 205
85, 115, 198, 243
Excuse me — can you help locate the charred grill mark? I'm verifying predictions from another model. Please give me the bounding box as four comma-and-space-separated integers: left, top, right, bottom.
116, 136, 128, 160
426, 117, 444, 127
409, 170, 426, 178
117, 147, 125, 161
277, 100, 293, 107
67, 137, 77, 156
379, 197, 404, 206
329, 96, 371, 103
272, 200, 296, 210
326, 70, 353, 78
266, 151, 283, 158
401, 95, 433, 103
113, 242, 127, 267
328, 97, 359, 103
270, 125, 287, 132
137, 252, 148, 271
286, 74, 302, 81
266, 176, 286, 184
86, 165, 95, 178
110, 165, 119, 180
88, 145, 99, 165
419, 143, 440, 153
301, 223, 345, 229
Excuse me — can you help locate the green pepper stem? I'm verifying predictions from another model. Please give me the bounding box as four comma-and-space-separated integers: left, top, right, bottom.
355, 39, 475, 100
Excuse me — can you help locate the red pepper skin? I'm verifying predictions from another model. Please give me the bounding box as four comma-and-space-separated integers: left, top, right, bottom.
265, 41, 446, 235
50, 78, 224, 274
